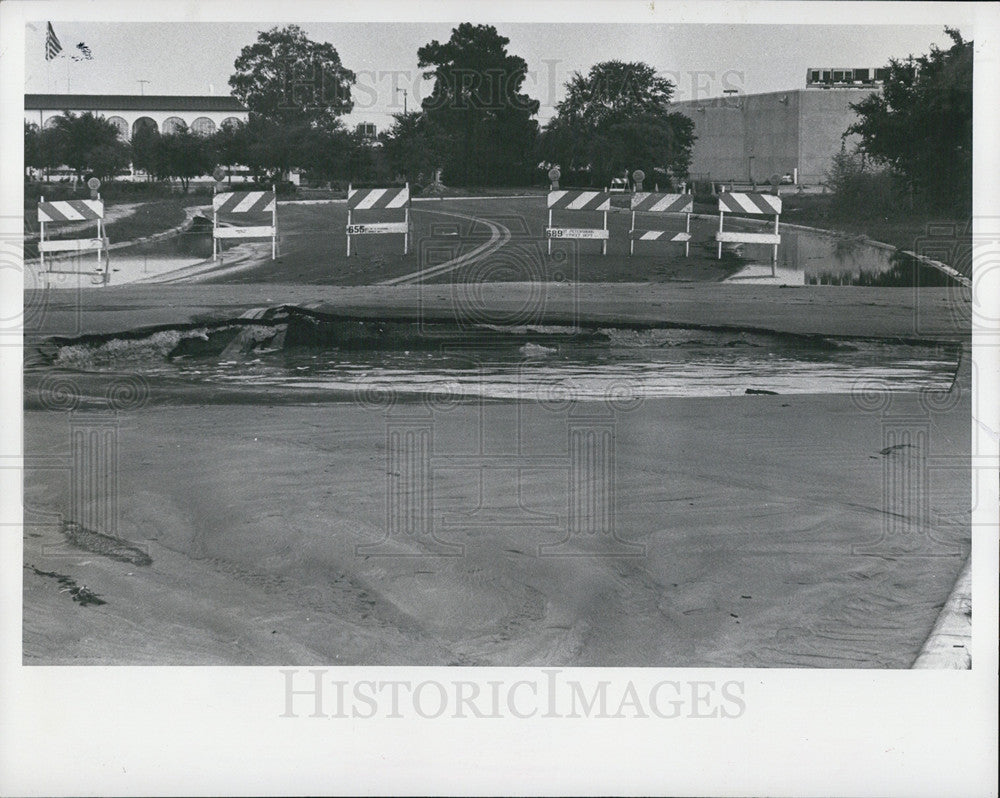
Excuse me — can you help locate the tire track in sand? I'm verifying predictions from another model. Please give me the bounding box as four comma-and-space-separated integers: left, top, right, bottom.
377, 207, 511, 286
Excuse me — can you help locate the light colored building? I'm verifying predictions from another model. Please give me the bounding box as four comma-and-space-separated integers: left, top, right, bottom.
24, 93, 248, 139
670, 82, 881, 186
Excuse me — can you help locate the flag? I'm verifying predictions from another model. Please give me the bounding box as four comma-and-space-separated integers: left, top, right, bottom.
45, 22, 62, 60
72, 42, 93, 61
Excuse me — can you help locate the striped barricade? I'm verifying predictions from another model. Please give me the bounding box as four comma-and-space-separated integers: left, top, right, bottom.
347, 184, 410, 256
629, 193, 693, 257
213, 188, 277, 261
37, 198, 109, 281
716, 192, 782, 263
546, 190, 612, 256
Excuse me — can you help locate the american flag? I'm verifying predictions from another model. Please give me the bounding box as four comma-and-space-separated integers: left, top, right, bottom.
45, 22, 62, 60
72, 42, 93, 61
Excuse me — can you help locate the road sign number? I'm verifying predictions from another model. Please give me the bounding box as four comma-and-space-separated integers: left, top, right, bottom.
347, 222, 408, 235
546, 227, 610, 240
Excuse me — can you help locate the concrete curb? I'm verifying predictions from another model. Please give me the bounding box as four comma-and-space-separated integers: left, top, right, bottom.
685, 211, 972, 288
912, 556, 972, 669
25, 203, 207, 266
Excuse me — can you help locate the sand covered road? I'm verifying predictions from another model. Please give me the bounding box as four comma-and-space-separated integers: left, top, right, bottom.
21, 278, 972, 666
23, 385, 970, 666
25, 281, 969, 344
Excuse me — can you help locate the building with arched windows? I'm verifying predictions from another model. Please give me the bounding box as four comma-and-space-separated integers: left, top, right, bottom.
26, 93, 248, 138
25, 93, 250, 182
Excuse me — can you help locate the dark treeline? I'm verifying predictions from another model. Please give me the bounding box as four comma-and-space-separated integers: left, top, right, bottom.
26, 23, 972, 214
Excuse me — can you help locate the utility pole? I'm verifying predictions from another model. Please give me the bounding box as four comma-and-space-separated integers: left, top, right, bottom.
396, 88, 407, 115
137, 79, 149, 96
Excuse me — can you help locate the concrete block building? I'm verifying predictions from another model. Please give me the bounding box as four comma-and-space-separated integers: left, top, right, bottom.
670, 81, 881, 186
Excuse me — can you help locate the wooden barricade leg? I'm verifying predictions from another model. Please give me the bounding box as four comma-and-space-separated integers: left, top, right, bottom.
346, 183, 352, 257
547, 208, 552, 256
96, 215, 104, 281
629, 210, 635, 257
602, 210, 607, 256
773, 213, 779, 266
717, 210, 724, 259
212, 188, 218, 262
403, 182, 409, 255
685, 212, 691, 258
271, 183, 277, 260
39, 196, 45, 273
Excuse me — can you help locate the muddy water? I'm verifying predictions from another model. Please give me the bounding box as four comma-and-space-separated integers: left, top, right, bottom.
37, 316, 960, 403
718, 219, 960, 286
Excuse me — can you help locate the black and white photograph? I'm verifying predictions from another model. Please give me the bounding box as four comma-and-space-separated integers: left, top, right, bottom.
2, 0, 997, 795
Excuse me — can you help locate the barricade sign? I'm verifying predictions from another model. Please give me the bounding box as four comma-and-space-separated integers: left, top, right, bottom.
38, 197, 109, 281
546, 190, 612, 255
716, 192, 781, 263
629, 192, 693, 257
347, 184, 410, 256
213, 187, 277, 261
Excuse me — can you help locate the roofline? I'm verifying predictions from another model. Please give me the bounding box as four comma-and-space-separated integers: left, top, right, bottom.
669, 85, 879, 108
24, 93, 248, 111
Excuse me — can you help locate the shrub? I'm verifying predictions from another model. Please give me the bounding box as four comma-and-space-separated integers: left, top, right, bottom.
825, 145, 900, 217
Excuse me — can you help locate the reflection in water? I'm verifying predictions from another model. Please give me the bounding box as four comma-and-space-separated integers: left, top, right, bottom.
719, 219, 963, 287
35, 219, 215, 288
786, 230, 958, 286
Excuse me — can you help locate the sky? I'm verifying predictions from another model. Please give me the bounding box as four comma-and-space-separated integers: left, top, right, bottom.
25, 21, 965, 129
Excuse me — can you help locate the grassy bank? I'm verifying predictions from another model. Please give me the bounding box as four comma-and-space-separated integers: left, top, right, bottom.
23, 197, 195, 261
777, 194, 972, 273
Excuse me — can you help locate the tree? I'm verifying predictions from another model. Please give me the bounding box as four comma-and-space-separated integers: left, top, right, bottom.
48, 112, 126, 181
417, 23, 540, 185
846, 28, 972, 211
86, 141, 132, 182
25, 123, 39, 176
130, 126, 161, 179
242, 116, 316, 182
379, 111, 451, 183
212, 118, 249, 174
541, 61, 696, 187
155, 124, 217, 192
229, 24, 356, 126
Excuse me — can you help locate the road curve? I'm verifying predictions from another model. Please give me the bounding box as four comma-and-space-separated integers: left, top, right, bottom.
377, 207, 511, 286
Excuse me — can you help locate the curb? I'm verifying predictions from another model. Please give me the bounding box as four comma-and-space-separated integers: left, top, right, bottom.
912, 556, 972, 669
685, 211, 972, 288
25, 203, 208, 266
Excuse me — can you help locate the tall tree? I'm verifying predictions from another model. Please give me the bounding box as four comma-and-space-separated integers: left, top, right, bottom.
48, 112, 126, 181
229, 25, 356, 126
379, 111, 450, 183
155, 124, 217, 192
541, 61, 695, 187
417, 23, 540, 185
130, 126, 161, 179
847, 28, 972, 211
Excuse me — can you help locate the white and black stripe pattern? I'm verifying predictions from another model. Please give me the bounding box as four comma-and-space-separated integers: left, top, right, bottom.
631, 193, 692, 214
718, 192, 782, 215
547, 191, 612, 211
213, 191, 276, 214
630, 230, 690, 241
38, 199, 104, 222
347, 186, 410, 210
45, 22, 62, 60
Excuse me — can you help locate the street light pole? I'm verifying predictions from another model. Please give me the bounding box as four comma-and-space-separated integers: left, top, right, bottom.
396, 88, 408, 115
137, 79, 149, 96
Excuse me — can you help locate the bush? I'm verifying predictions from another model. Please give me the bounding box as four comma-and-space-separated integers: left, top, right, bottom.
691, 180, 715, 203
241, 179, 298, 196
826, 146, 900, 217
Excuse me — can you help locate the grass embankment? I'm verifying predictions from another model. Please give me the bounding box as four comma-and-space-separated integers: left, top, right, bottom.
23, 196, 196, 261
776, 194, 972, 276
